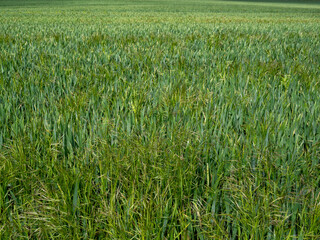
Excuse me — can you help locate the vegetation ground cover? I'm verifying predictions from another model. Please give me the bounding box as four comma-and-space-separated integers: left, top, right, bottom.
1, 0, 320, 239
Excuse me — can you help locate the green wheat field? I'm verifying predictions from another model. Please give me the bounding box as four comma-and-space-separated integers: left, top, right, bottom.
1, 0, 320, 239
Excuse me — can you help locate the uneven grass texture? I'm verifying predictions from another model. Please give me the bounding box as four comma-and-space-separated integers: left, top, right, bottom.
1, 0, 320, 239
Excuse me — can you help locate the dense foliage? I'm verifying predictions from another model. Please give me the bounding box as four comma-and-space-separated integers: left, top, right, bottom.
1, 0, 320, 239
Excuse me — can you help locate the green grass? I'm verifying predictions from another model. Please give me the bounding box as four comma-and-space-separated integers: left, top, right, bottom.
0, 0, 320, 239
